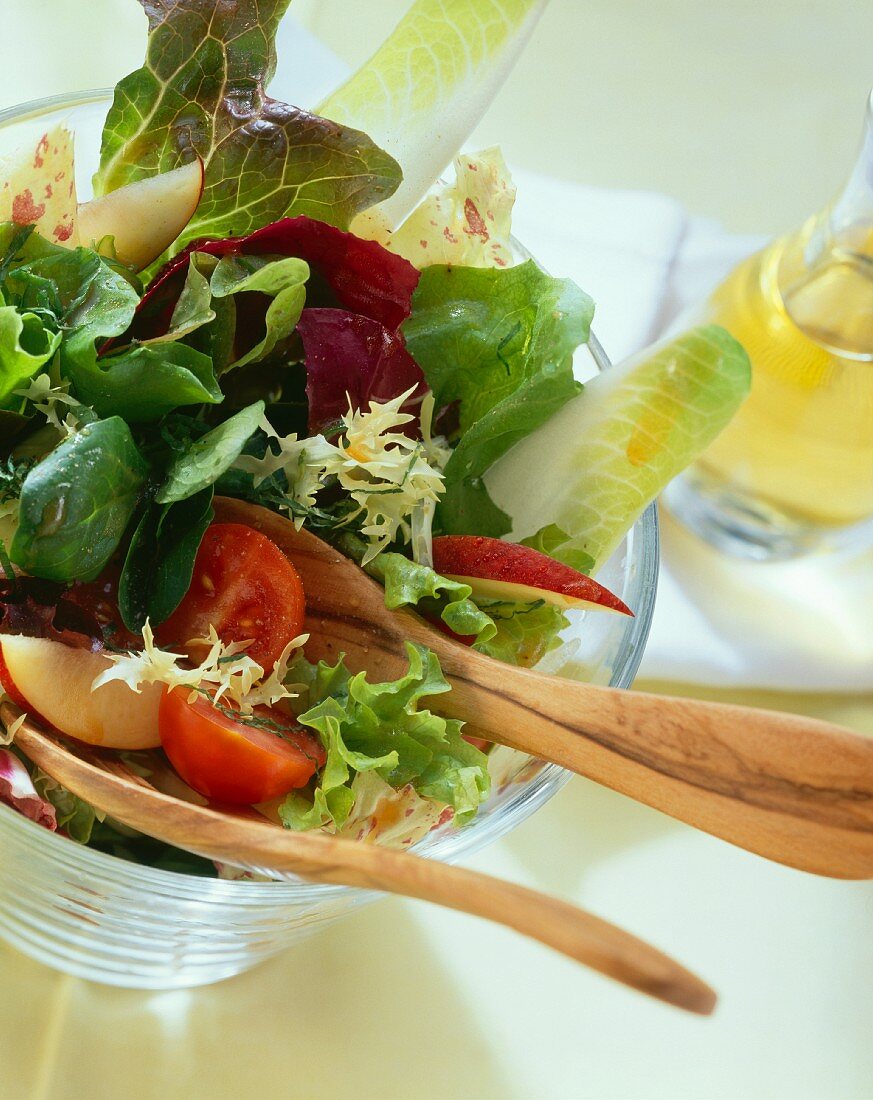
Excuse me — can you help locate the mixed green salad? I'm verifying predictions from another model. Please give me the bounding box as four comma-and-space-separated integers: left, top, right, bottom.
0, 0, 750, 876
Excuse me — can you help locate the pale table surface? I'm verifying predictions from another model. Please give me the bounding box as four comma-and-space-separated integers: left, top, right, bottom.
1, 3, 872, 1099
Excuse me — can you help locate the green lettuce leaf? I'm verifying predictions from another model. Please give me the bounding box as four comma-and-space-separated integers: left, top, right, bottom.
439, 361, 582, 535
519, 524, 596, 575
118, 486, 215, 631
65, 343, 223, 423
0, 305, 61, 406
56, 257, 222, 422
281, 642, 490, 831
209, 254, 309, 371
95, 0, 402, 255
473, 598, 568, 667
0, 226, 223, 424
32, 768, 103, 844
404, 260, 592, 429
366, 551, 496, 641
403, 260, 592, 536
10, 417, 148, 581
156, 400, 265, 504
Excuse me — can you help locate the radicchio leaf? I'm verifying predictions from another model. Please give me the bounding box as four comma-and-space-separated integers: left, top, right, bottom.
298, 309, 427, 434
126, 216, 420, 346
0, 749, 57, 830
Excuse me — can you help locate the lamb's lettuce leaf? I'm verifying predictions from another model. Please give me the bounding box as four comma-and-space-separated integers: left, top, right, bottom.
157, 401, 265, 504
95, 0, 402, 256
119, 486, 215, 631
66, 343, 222, 423
403, 260, 593, 535
11, 417, 148, 582
210, 254, 309, 371
282, 643, 490, 830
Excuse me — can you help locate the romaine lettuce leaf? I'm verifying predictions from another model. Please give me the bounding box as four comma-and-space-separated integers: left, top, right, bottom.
95, 0, 402, 254
282, 642, 490, 830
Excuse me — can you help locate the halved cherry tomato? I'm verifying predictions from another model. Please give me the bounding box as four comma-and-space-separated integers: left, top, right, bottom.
156, 523, 305, 669
159, 688, 325, 804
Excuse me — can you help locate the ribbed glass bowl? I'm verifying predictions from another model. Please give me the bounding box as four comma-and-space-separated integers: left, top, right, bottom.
0, 92, 659, 988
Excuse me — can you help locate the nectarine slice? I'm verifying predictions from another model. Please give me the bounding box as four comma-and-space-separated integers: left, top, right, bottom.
77, 158, 204, 272
432, 535, 632, 614
0, 635, 162, 749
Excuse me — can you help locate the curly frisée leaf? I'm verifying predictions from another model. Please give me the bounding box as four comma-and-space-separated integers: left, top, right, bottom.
95, 0, 403, 257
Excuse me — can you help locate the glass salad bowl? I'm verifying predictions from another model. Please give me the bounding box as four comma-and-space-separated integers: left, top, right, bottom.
0, 92, 659, 989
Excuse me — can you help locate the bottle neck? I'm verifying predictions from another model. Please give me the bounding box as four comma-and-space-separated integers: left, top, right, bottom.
777, 91, 873, 359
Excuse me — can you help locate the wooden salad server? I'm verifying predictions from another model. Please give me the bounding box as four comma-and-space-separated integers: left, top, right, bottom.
214, 498, 873, 880
3, 707, 715, 1015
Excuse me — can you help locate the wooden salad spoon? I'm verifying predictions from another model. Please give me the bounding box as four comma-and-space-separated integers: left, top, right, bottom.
213, 498, 873, 880
3, 706, 715, 1015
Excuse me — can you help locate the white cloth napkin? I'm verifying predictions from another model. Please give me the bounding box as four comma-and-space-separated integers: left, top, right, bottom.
272, 18, 873, 693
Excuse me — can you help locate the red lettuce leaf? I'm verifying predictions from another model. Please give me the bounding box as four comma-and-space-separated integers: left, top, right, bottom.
297, 309, 428, 434
127, 216, 420, 346
0, 578, 105, 652
0, 749, 57, 830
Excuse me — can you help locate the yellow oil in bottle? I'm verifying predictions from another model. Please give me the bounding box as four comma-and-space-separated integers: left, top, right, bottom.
693, 224, 873, 529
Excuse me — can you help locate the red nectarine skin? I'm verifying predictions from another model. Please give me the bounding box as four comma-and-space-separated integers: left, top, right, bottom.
431, 536, 632, 615
0, 638, 48, 726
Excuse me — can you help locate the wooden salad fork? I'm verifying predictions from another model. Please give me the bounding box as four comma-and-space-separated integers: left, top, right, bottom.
3, 707, 715, 1015
213, 498, 873, 880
